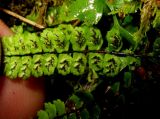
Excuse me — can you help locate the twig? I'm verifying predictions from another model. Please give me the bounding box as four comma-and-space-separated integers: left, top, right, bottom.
72, 19, 81, 26
0, 7, 45, 29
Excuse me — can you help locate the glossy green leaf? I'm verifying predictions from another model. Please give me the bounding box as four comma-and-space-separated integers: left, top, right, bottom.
68, 0, 105, 25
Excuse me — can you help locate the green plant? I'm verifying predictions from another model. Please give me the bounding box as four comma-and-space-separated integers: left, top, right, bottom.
2, 24, 140, 80
0, 0, 160, 118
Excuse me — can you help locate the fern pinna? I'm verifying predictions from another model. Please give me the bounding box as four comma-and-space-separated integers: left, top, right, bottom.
1, 24, 140, 79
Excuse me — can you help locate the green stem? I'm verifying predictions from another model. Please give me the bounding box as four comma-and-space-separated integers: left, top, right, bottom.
113, 15, 119, 27
119, 26, 135, 45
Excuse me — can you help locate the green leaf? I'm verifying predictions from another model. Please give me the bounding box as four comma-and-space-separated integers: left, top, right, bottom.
53, 99, 66, 116
70, 26, 87, 51
40, 28, 55, 53
32, 55, 43, 78
103, 54, 121, 77
69, 94, 83, 109
85, 27, 103, 50
57, 54, 72, 75
71, 53, 87, 76
89, 53, 104, 72
51, 28, 69, 53
58, 24, 75, 41
27, 33, 42, 54
37, 110, 49, 119
18, 56, 32, 79
2, 36, 14, 56
42, 54, 58, 76
4, 56, 22, 79
106, 26, 122, 52
44, 102, 57, 119
67, 0, 105, 25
